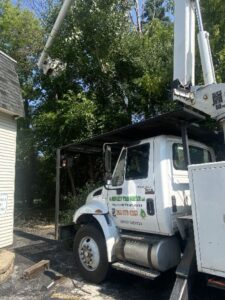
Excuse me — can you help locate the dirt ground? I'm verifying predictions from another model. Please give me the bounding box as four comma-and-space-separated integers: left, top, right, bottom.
1, 225, 225, 300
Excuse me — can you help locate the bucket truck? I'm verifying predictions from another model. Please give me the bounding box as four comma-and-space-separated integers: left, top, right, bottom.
38, 0, 225, 298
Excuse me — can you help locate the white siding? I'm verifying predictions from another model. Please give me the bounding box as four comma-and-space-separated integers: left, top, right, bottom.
0, 111, 17, 248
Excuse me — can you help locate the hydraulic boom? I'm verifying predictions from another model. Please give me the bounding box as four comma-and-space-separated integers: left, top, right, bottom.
173, 0, 225, 138
37, 0, 74, 75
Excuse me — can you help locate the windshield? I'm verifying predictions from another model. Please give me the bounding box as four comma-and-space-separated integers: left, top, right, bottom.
173, 143, 212, 170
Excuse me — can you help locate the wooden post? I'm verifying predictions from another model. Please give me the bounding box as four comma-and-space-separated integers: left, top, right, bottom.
55, 148, 61, 240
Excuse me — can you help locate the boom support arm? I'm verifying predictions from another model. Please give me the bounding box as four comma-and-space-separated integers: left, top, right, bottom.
173, 0, 216, 87
174, 0, 196, 87
173, 0, 225, 138
195, 0, 216, 85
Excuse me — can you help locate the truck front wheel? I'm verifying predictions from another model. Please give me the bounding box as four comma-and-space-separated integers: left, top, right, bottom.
73, 224, 109, 283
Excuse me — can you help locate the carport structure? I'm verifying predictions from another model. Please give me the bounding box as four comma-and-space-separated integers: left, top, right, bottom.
54, 108, 222, 239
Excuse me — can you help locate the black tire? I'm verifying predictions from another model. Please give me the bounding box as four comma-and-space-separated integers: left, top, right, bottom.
73, 224, 109, 283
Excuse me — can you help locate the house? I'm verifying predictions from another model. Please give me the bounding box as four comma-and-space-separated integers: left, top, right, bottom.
0, 51, 23, 248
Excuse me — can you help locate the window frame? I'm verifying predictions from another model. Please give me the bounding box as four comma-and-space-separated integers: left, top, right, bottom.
125, 143, 150, 181
172, 143, 212, 171
111, 148, 127, 187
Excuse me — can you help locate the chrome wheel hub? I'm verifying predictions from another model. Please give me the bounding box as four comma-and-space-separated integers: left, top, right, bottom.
78, 236, 100, 271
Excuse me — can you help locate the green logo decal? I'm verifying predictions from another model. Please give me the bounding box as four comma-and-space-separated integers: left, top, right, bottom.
109, 196, 145, 202
140, 209, 146, 219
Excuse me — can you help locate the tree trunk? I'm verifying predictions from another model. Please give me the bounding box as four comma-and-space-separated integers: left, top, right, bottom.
135, 0, 142, 33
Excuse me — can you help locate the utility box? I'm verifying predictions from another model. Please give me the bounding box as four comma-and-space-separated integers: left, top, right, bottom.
0, 51, 23, 248
189, 161, 225, 278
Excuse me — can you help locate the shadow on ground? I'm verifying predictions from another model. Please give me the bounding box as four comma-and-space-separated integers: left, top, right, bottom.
0, 229, 225, 300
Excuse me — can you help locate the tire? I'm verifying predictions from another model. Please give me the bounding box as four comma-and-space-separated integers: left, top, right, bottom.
73, 224, 109, 283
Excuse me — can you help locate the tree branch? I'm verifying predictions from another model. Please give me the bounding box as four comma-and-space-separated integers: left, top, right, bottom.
135, 0, 142, 33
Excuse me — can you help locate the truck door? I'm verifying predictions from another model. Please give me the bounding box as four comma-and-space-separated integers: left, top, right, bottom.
108, 141, 159, 234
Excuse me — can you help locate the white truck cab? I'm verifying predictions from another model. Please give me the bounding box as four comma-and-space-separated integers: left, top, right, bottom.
107, 135, 213, 235
73, 134, 214, 283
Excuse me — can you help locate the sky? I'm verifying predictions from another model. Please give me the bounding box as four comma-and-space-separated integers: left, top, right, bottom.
11, 0, 173, 22
11, 0, 47, 17
11, 0, 173, 27
12, 0, 33, 9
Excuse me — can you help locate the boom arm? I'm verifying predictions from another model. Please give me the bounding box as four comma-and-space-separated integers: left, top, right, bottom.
173, 0, 225, 138
195, 0, 216, 85
174, 0, 216, 87
173, 0, 195, 87
37, 0, 74, 75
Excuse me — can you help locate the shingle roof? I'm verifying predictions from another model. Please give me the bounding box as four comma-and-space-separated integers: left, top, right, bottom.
0, 51, 24, 117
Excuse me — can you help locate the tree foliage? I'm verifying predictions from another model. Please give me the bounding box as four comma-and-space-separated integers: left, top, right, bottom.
12, 0, 174, 207
201, 0, 225, 83
33, 92, 98, 155
144, 0, 173, 22
7, 0, 225, 209
0, 0, 42, 84
34, 0, 173, 154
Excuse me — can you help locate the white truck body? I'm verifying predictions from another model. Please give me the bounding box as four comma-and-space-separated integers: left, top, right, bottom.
74, 135, 215, 269
189, 161, 225, 278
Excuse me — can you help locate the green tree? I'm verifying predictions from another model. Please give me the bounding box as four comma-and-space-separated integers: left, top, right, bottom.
0, 0, 42, 83
143, 0, 173, 22
201, 0, 225, 83
14, 0, 174, 208
0, 0, 43, 206
33, 91, 98, 154
116, 18, 174, 117
35, 0, 132, 149
35, 0, 174, 153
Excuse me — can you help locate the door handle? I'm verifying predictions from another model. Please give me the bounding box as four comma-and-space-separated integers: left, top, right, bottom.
147, 198, 155, 216
116, 188, 122, 195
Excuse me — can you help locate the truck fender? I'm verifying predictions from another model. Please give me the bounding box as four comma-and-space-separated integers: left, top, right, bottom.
73, 201, 108, 222
93, 214, 119, 262
73, 202, 119, 262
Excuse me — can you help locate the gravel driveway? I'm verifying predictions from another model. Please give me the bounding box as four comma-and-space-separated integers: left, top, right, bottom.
0, 227, 224, 300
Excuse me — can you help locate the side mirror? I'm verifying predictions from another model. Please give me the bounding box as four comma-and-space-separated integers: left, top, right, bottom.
104, 145, 112, 185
